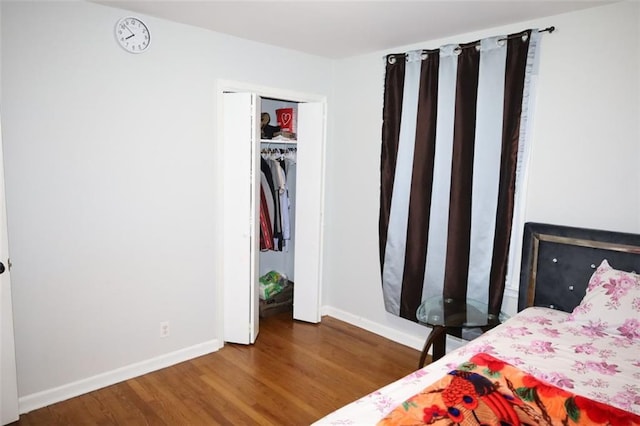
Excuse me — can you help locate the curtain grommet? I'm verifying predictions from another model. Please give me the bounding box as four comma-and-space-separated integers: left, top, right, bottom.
388, 55, 396, 65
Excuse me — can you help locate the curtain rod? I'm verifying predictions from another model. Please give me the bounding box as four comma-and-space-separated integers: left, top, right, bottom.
389, 26, 555, 59
499, 26, 555, 42
448, 26, 554, 54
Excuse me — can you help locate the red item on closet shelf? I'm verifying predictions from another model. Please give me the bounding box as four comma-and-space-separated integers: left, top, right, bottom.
276, 108, 295, 133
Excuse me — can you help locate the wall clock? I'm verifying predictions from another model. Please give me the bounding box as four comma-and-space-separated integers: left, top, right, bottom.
115, 17, 151, 54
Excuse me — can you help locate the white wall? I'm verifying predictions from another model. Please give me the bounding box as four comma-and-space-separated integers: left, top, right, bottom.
1, 0, 333, 410
323, 1, 640, 349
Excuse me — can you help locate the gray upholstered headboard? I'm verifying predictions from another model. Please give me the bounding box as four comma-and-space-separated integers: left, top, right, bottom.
518, 222, 640, 313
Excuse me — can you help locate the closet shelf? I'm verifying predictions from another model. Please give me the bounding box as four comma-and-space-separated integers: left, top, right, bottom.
260, 139, 297, 144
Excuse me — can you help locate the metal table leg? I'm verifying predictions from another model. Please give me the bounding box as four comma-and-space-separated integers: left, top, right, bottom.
418, 325, 447, 368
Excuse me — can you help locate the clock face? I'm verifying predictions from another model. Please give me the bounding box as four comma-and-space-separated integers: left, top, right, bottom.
115, 17, 150, 53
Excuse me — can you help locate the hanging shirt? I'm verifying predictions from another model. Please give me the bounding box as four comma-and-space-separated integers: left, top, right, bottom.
262, 157, 281, 251
269, 159, 284, 251
259, 186, 274, 251
276, 159, 291, 250
261, 171, 275, 237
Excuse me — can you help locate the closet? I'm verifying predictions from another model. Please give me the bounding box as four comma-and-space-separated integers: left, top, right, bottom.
222, 91, 325, 345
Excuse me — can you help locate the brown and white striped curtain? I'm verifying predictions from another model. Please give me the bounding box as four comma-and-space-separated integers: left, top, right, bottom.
379, 29, 541, 322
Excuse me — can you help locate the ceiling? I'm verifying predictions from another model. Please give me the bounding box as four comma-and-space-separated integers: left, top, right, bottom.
95, 1, 613, 59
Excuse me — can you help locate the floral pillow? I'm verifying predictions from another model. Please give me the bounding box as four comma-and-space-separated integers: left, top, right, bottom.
567, 259, 640, 340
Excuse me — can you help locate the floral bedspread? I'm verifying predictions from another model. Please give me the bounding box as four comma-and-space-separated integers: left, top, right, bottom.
377, 353, 640, 425
313, 307, 640, 425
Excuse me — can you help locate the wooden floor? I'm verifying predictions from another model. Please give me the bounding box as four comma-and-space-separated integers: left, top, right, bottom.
12, 312, 422, 425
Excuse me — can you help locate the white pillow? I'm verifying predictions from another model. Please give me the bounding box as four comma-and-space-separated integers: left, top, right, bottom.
567, 259, 640, 340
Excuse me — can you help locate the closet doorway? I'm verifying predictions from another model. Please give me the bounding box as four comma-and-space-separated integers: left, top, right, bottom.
219, 82, 326, 345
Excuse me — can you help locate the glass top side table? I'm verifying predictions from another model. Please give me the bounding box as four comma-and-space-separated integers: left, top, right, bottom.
416, 296, 505, 368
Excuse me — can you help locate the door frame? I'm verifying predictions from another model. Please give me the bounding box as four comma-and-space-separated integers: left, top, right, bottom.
215, 80, 327, 343
0, 114, 19, 424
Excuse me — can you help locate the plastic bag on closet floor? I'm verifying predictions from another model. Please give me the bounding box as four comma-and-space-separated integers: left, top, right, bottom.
259, 270, 288, 300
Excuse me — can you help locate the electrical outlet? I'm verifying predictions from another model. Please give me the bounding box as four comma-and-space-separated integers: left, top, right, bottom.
160, 321, 170, 338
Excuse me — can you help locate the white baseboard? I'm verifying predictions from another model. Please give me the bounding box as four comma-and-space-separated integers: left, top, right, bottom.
19, 339, 223, 415
19, 305, 480, 415
321, 306, 467, 354
321, 306, 426, 351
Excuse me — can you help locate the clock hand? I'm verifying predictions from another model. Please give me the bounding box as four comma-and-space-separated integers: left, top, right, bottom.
124, 24, 135, 36
126, 33, 135, 40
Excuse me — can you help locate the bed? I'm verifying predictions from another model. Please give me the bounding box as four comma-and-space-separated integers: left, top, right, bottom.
313, 222, 640, 425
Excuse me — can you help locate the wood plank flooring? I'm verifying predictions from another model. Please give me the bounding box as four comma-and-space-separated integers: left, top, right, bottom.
12, 312, 422, 425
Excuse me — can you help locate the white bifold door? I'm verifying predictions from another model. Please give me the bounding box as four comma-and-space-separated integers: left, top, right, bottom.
222, 92, 324, 344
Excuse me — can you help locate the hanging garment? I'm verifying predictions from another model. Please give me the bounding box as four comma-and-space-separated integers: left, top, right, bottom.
259, 149, 296, 252
260, 171, 275, 238
262, 157, 281, 251
269, 159, 284, 251
259, 186, 274, 251
274, 159, 291, 251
